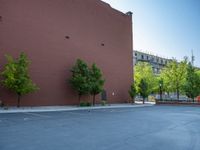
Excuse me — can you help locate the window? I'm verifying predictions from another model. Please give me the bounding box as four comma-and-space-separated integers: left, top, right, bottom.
65, 36, 70, 39
141, 55, 144, 59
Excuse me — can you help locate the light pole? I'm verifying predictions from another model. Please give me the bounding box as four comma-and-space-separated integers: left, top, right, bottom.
159, 83, 162, 101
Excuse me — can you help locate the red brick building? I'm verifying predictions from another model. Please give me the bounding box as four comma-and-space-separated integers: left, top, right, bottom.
0, 0, 133, 106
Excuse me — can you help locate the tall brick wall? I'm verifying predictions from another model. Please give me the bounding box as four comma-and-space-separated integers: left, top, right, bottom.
0, 0, 133, 106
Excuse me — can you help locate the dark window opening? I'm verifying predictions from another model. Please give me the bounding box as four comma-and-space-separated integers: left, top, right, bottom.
101, 43, 105, 46
65, 36, 70, 39
101, 90, 107, 100
141, 55, 144, 59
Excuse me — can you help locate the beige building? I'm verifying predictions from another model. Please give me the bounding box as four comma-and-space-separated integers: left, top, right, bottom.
133, 50, 171, 74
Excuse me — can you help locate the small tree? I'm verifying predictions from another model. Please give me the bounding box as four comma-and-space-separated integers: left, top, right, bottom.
128, 83, 137, 103
70, 59, 90, 103
89, 64, 105, 106
134, 62, 157, 95
1, 52, 38, 107
184, 62, 200, 102
138, 79, 148, 104
160, 59, 187, 100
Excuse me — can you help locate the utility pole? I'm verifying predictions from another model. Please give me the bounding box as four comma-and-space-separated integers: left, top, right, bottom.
191, 49, 195, 66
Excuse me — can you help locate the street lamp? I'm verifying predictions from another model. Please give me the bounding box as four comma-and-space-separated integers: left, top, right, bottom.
159, 83, 162, 101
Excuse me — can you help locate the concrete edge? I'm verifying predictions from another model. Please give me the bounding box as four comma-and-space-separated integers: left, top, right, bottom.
0, 104, 154, 114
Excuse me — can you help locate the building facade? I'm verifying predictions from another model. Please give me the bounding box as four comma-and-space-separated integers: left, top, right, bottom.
0, 0, 133, 106
133, 50, 171, 74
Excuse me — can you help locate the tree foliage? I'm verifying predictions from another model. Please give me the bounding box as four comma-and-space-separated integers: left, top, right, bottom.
160, 59, 187, 100
134, 62, 157, 95
184, 62, 200, 101
89, 63, 105, 106
70, 59, 105, 105
138, 79, 148, 104
128, 83, 137, 103
1, 52, 38, 107
70, 59, 90, 102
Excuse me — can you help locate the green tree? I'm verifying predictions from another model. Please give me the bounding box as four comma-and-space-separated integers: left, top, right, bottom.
89, 64, 105, 106
134, 62, 157, 96
138, 79, 148, 104
159, 72, 172, 97
160, 59, 187, 100
70, 59, 90, 103
196, 70, 200, 77
184, 62, 200, 102
1, 52, 38, 107
128, 83, 137, 103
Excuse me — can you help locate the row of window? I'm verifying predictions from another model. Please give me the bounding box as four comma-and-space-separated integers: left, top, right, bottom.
135, 53, 168, 65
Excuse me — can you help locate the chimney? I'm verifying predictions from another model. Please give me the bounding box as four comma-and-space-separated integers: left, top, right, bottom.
126, 11, 133, 16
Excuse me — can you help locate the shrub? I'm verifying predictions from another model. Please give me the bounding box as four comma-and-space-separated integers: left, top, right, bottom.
101, 100, 107, 106
80, 101, 91, 107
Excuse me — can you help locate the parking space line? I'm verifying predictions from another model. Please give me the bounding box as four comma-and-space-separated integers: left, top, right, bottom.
68, 112, 91, 116
24, 112, 50, 118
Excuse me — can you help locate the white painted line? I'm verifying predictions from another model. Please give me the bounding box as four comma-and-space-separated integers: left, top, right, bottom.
24, 112, 50, 118
68, 112, 90, 116
23, 118, 29, 121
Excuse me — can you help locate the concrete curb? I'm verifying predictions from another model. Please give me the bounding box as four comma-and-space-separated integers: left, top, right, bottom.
0, 103, 154, 114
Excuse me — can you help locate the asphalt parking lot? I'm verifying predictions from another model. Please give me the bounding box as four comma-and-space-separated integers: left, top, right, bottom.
0, 106, 200, 150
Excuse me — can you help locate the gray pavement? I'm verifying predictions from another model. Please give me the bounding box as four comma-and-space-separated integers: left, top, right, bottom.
0, 105, 200, 150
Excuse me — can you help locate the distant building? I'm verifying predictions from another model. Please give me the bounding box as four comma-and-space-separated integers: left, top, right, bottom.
133, 50, 171, 74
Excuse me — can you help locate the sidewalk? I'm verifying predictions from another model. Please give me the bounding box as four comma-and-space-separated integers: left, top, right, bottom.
0, 102, 155, 114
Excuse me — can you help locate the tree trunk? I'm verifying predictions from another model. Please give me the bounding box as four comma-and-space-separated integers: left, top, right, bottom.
143, 97, 145, 104
78, 94, 81, 106
17, 93, 21, 108
132, 97, 135, 104
177, 89, 179, 100
92, 94, 96, 106
193, 98, 195, 103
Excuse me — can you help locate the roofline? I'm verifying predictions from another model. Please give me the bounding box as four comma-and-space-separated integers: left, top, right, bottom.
134, 50, 171, 61
99, 0, 132, 17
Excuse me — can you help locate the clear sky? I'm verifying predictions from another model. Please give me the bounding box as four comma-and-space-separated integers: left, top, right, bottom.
102, 0, 200, 67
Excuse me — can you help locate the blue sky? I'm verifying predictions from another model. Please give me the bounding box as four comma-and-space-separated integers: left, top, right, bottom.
102, 0, 200, 66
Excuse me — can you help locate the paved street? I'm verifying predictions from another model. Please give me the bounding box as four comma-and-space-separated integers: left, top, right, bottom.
0, 106, 200, 150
